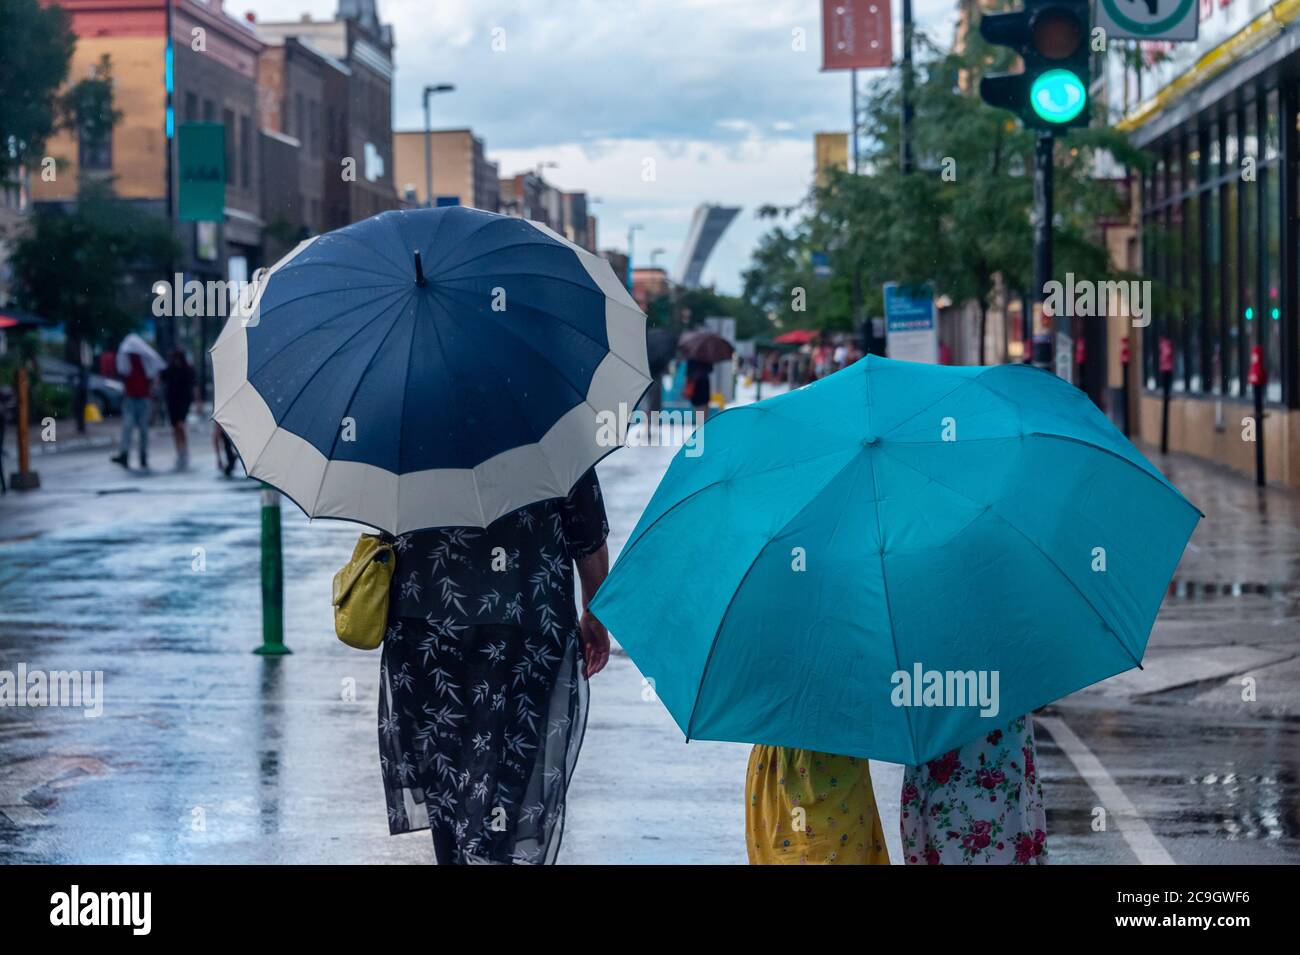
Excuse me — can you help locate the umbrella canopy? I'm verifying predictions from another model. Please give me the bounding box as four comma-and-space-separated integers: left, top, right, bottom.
774, 329, 816, 344
677, 330, 734, 364
212, 206, 651, 533
590, 355, 1201, 765
117, 333, 166, 378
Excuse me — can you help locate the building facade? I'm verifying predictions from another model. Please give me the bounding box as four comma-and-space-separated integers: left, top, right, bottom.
392, 128, 499, 211
1112, 0, 1300, 485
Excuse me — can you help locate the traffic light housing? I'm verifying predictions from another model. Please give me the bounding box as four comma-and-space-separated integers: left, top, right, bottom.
979, 0, 1091, 130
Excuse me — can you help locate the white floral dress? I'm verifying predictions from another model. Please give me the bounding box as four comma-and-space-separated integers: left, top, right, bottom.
900, 714, 1047, 865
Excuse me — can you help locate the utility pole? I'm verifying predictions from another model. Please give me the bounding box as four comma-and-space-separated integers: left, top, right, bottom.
1033, 131, 1054, 370
900, 0, 915, 173
626, 223, 643, 295
422, 84, 455, 207
851, 69, 859, 173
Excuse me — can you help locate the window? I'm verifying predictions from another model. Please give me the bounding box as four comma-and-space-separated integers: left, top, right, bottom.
78, 119, 111, 171
296, 93, 305, 142
202, 99, 215, 122
184, 92, 198, 122
222, 108, 235, 191
239, 113, 251, 189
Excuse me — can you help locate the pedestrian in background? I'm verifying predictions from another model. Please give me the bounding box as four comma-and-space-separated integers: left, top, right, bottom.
900, 714, 1046, 865
685, 358, 712, 423
160, 349, 195, 471
110, 334, 163, 471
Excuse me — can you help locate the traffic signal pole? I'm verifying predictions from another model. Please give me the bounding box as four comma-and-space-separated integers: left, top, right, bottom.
901, 0, 915, 174
1033, 131, 1055, 371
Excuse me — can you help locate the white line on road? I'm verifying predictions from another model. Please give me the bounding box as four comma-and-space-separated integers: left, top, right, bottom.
1037, 715, 1176, 866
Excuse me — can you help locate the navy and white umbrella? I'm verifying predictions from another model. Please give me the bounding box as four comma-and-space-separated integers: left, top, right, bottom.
211, 206, 650, 533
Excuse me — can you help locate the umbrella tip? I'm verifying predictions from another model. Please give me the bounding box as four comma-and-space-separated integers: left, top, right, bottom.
413, 250, 427, 287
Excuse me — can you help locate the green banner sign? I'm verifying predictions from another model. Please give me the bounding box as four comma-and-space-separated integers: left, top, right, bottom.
177, 122, 225, 222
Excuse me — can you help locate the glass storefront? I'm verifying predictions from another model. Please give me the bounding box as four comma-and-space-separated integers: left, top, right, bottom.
1142, 82, 1291, 405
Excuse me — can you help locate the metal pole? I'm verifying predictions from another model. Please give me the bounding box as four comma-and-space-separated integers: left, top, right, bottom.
1034, 131, 1054, 371
626, 226, 637, 294
9, 367, 40, 491
254, 486, 290, 655
423, 89, 432, 208
851, 69, 859, 174
900, 0, 914, 174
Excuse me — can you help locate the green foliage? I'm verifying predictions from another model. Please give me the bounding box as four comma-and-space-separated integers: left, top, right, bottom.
61, 54, 122, 150
0, 0, 75, 183
741, 30, 1143, 341
10, 181, 177, 354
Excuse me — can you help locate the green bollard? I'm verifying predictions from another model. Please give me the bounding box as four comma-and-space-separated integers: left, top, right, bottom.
254, 485, 291, 655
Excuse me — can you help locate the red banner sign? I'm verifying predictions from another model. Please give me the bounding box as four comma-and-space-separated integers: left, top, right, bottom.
821, 0, 892, 71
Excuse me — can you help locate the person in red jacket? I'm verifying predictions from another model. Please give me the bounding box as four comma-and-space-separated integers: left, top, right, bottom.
110, 352, 155, 469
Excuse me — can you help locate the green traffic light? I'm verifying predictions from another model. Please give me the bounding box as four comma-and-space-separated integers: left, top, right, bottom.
1030, 69, 1087, 124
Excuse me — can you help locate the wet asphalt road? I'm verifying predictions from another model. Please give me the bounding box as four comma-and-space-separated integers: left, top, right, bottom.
0, 412, 1297, 864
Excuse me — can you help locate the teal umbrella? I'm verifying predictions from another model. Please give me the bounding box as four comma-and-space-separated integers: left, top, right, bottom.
590, 356, 1200, 765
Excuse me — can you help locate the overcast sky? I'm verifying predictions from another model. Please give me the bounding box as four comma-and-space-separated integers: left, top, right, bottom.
250, 1, 962, 293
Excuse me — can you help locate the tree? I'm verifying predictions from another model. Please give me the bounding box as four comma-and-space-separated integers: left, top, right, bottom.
743, 30, 1147, 363
9, 56, 177, 429
0, 0, 75, 184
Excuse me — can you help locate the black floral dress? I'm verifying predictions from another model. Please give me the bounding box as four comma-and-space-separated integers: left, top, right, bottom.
378, 470, 608, 864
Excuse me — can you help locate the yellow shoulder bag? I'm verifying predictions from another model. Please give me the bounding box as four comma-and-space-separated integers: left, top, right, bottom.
332, 534, 395, 650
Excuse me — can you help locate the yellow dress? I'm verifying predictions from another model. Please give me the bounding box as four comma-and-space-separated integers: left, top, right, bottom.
746, 746, 890, 865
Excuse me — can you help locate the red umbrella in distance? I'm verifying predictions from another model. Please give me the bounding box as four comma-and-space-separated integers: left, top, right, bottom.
677, 330, 735, 363
774, 329, 816, 345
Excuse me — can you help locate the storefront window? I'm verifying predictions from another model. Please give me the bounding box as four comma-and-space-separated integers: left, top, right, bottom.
1225, 175, 1241, 397
1207, 121, 1221, 180
1186, 185, 1202, 391
1206, 185, 1222, 395
1169, 201, 1185, 391
1265, 163, 1282, 402
1264, 89, 1280, 162
1143, 212, 1157, 390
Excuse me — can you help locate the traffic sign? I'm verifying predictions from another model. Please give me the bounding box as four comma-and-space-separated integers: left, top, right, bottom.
1096, 0, 1198, 43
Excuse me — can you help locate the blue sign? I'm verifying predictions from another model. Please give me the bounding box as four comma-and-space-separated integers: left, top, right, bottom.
883, 282, 938, 363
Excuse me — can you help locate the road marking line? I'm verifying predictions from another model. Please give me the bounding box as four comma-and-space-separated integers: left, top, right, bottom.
1037, 715, 1176, 866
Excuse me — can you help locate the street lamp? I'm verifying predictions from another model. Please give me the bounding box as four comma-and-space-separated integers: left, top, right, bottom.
626, 223, 644, 294
650, 247, 666, 267
423, 83, 456, 208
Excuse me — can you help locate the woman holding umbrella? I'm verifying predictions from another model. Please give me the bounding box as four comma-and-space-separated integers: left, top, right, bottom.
677, 329, 733, 423
211, 207, 651, 864
590, 356, 1200, 867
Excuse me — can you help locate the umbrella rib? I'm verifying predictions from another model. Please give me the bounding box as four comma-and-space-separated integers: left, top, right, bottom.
612, 444, 859, 573
308, 230, 408, 279
230, 298, 406, 472
423, 214, 500, 273
303, 294, 417, 518
682, 449, 877, 745
435, 236, 570, 277
253, 281, 406, 324
865, 366, 921, 765
1026, 432, 1204, 518
437, 291, 566, 495
877, 377, 981, 441
863, 451, 921, 767
875, 442, 1145, 668
415, 291, 488, 526
433, 284, 601, 398
392, 293, 422, 533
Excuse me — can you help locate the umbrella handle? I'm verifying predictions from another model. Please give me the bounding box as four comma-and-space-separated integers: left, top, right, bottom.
413, 250, 427, 288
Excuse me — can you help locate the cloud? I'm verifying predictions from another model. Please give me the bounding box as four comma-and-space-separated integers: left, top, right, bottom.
249, 0, 962, 292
